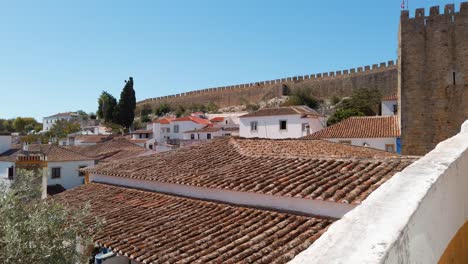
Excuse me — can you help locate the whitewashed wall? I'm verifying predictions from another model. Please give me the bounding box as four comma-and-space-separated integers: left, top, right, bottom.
290, 120, 468, 264
324, 137, 397, 152
181, 130, 223, 140
239, 115, 323, 139
0, 161, 14, 179
382, 100, 397, 116
47, 160, 94, 189
0, 135, 11, 154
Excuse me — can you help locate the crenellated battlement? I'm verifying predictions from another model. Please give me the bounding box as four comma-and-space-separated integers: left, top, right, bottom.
401, 2, 468, 23
138, 60, 397, 105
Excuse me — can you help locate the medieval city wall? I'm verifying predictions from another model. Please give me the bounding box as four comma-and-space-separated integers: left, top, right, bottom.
138, 62, 397, 109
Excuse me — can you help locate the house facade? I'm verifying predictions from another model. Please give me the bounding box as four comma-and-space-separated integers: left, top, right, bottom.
381, 94, 398, 116
304, 115, 401, 153
42, 112, 78, 131
239, 105, 324, 139
0, 140, 95, 192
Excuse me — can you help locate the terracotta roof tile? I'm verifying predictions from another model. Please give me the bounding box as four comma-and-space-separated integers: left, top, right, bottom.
241, 106, 321, 118
173, 116, 212, 125
85, 137, 414, 204
130, 130, 153, 134
382, 94, 398, 101
0, 145, 94, 162
66, 138, 145, 163
184, 126, 223, 133
303, 116, 400, 139
210, 117, 225, 122
56, 183, 334, 264
75, 135, 111, 144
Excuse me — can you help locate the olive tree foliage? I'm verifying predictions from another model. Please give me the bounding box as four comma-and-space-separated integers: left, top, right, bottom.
0, 169, 98, 264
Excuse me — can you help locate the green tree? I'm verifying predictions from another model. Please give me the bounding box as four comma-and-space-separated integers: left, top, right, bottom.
140, 104, 152, 117
0, 169, 97, 264
13, 117, 39, 134
97, 91, 117, 122
49, 119, 81, 139
326, 88, 382, 126
175, 105, 186, 117
154, 102, 172, 116
113, 77, 136, 128
206, 102, 219, 113
282, 87, 320, 109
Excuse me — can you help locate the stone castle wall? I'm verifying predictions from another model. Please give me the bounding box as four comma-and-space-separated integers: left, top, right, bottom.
399, 3, 468, 155
138, 62, 397, 109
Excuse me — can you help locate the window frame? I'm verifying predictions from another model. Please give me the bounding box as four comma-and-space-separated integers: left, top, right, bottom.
279, 120, 287, 131
250, 121, 258, 132
173, 124, 179, 133
51, 167, 61, 179
207, 133, 212, 140
385, 144, 396, 153
190, 134, 195, 140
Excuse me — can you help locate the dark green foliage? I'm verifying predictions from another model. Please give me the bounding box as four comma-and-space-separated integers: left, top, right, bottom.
175, 105, 186, 117
246, 104, 260, 112
140, 104, 152, 117
327, 88, 382, 126
48, 119, 81, 139
113, 77, 136, 128
0, 118, 40, 134
140, 115, 151, 123
154, 102, 172, 116
282, 87, 320, 109
331, 95, 341, 105
97, 91, 117, 122
206, 102, 219, 113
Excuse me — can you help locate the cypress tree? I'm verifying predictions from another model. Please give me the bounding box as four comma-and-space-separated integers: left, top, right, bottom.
114, 77, 136, 128
97, 91, 117, 122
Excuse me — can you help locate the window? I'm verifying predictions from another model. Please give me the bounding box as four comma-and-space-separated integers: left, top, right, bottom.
51, 167, 61, 179
8, 166, 14, 180
338, 140, 352, 144
385, 144, 395, 153
190, 134, 195, 140
207, 133, 212, 140
250, 121, 258, 132
393, 104, 398, 115
302, 123, 309, 131
78, 166, 87, 176
174, 125, 179, 133
225, 120, 228, 125
279, 120, 287, 130
453, 72, 456, 85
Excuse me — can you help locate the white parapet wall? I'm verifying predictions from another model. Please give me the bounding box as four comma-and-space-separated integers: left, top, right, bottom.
290, 120, 468, 264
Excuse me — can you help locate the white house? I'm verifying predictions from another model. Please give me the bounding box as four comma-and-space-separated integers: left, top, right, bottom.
239, 105, 325, 139
42, 112, 79, 132
130, 129, 155, 149
303, 115, 401, 153
0, 140, 95, 192
152, 116, 211, 143
381, 94, 398, 116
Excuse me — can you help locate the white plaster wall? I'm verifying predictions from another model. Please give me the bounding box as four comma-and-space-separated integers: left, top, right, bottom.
90, 174, 355, 218
325, 137, 397, 152
239, 115, 323, 139
290, 121, 468, 264
0, 135, 12, 154
42, 115, 73, 131
0, 161, 14, 179
170, 121, 205, 140
47, 160, 94, 189
382, 100, 397, 116
181, 130, 223, 140
206, 113, 247, 125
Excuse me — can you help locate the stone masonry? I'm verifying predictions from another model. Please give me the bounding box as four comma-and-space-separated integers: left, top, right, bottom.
399, 3, 468, 155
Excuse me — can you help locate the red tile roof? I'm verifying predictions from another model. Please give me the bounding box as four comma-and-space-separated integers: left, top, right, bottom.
56, 183, 334, 263
154, 118, 173, 124
210, 116, 225, 122
304, 116, 400, 139
85, 137, 414, 204
0, 144, 94, 162
75, 135, 111, 144
241, 105, 321, 118
183, 126, 223, 133
130, 130, 153, 134
66, 138, 145, 163
382, 94, 398, 101
173, 116, 212, 125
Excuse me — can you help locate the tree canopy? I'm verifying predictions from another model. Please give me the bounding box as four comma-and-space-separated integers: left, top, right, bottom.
282, 87, 321, 109
97, 92, 117, 123
113, 77, 136, 128
0, 169, 97, 263
48, 119, 81, 139
327, 88, 382, 126
0, 117, 41, 134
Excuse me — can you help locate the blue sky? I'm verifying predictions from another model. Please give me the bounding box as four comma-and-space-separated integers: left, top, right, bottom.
0, 0, 463, 120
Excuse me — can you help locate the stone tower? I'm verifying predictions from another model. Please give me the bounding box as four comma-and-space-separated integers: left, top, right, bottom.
399, 3, 468, 155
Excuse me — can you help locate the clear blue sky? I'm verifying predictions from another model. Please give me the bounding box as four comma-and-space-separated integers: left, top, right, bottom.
0, 0, 463, 120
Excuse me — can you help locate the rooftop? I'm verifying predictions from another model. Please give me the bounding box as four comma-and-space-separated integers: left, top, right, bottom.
240, 105, 321, 118
303, 116, 400, 139
172, 116, 212, 125
85, 137, 414, 204
56, 183, 334, 264
66, 138, 146, 163
0, 144, 94, 162
382, 94, 398, 101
